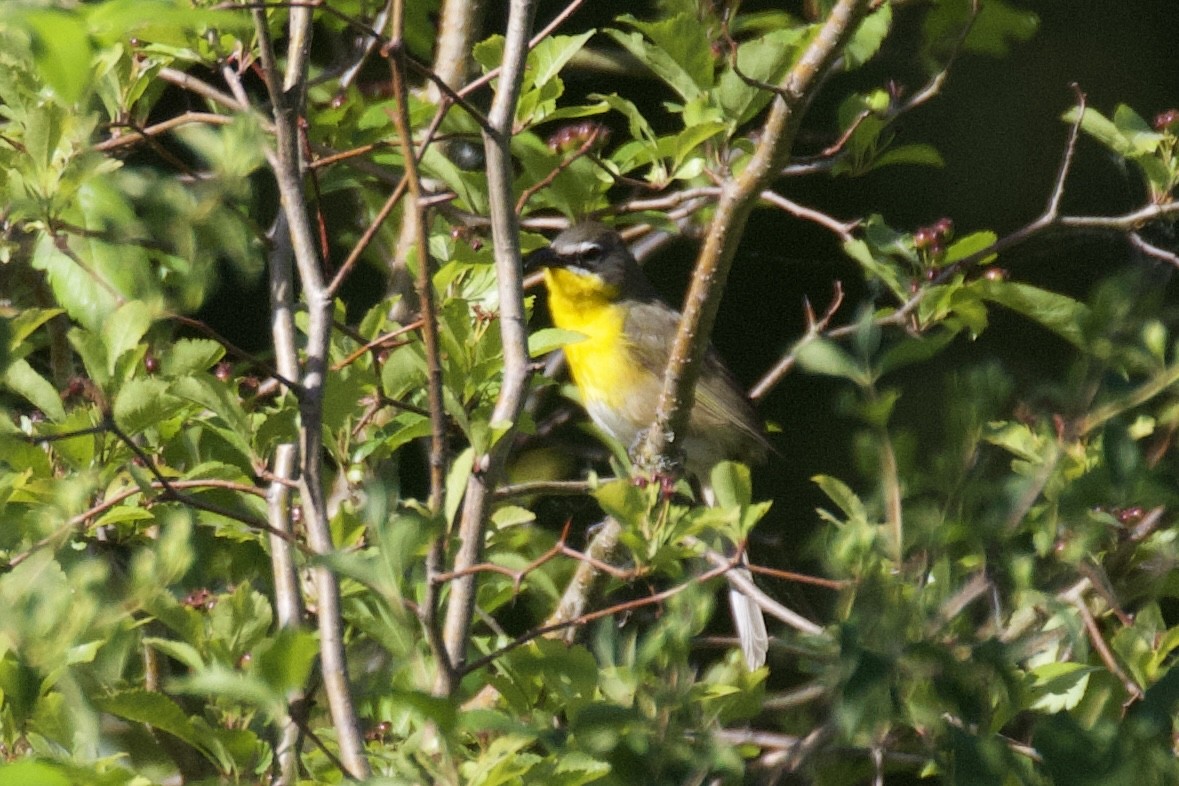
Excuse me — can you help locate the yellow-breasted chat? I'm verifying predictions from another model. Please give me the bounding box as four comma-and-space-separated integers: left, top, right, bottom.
525, 221, 772, 668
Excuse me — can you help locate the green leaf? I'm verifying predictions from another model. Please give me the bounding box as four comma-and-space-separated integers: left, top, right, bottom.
17, 9, 94, 105
842, 236, 906, 301
877, 328, 961, 376
6, 308, 64, 354
812, 474, 868, 523
446, 446, 476, 526
610, 12, 714, 100
925, 0, 1037, 60
254, 628, 318, 695
944, 230, 998, 265
1064, 106, 1131, 156
715, 26, 807, 125
160, 338, 226, 377
171, 666, 285, 720
870, 142, 944, 170
143, 638, 205, 671
102, 300, 155, 376
709, 461, 752, 510
975, 279, 1089, 348
3, 359, 66, 421
844, 4, 891, 69
112, 376, 185, 433
529, 327, 586, 357
473, 35, 506, 74
0, 761, 72, 786
795, 338, 869, 385
1026, 662, 1095, 712
92, 689, 206, 753
529, 32, 596, 91
594, 478, 648, 527
1113, 103, 1163, 156
33, 236, 123, 332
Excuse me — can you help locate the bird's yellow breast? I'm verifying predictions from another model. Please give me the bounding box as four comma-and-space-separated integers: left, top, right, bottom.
543, 268, 644, 414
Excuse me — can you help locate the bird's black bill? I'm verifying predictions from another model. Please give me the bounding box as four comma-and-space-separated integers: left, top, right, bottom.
522, 246, 557, 272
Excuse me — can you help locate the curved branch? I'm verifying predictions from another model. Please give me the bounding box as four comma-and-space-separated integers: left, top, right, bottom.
635, 0, 872, 472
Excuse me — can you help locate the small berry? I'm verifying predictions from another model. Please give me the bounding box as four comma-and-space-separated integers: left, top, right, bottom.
144, 351, 159, 374
1115, 506, 1146, 526
913, 227, 936, 251
933, 217, 954, 241
546, 121, 610, 154
1154, 109, 1179, 132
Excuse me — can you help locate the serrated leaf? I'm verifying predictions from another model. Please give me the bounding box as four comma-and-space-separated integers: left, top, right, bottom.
254, 628, 318, 695
3, 359, 67, 421
1027, 662, 1095, 712
93, 689, 205, 751
33, 235, 122, 332
161, 338, 226, 377
530, 32, 596, 91
611, 13, 714, 100
169, 375, 249, 439
976, 279, 1089, 348
112, 376, 185, 433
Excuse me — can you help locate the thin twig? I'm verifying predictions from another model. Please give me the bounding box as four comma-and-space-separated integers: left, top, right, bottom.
460, 555, 735, 677
388, 0, 455, 691
688, 537, 823, 635
749, 281, 845, 402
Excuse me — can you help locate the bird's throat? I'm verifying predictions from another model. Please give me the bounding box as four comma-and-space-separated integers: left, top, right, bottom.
543, 268, 639, 434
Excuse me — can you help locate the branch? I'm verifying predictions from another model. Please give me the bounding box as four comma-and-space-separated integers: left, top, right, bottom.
252, 5, 370, 777
267, 444, 304, 785
461, 551, 735, 677
635, 0, 872, 472
386, 0, 455, 691
435, 0, 538, 696
687, 537, 823, 635
749, 281, 845, 402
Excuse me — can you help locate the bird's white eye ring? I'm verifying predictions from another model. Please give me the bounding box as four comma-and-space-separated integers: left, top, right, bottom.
578, 244, 603, 265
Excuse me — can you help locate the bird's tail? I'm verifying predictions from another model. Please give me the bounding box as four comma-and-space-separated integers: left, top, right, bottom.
728, 561, 769, 670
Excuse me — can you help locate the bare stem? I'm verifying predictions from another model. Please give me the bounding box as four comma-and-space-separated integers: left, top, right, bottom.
252, 5, 370, 777
435, 0, 538, 696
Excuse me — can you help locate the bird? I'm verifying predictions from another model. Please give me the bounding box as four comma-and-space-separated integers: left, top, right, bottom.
525, 221, 772, 669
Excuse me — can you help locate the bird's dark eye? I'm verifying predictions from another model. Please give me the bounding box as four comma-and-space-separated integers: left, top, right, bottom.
578, 244, 603, 265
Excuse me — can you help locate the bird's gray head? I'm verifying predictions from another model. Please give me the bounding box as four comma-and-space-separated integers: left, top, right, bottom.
525, 222, 656, 298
